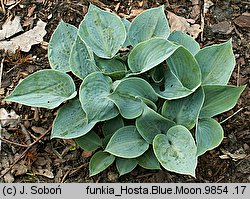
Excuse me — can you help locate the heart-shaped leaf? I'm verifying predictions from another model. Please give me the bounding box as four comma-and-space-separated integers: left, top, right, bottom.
69, 36, 99, 80
95, 56, 127, 80
128, 6, 170, 46
78, 4, 126, 58
128, 38, 179, 73
153, 125, 197, 177
109, 77, 158, 119
75, 130, 102, 152
137, 148, 160, 170
121, 18, 131, 47
102, 116, 124, 137
89, 151, 115, 176
196, 118, 224, 156
195, 40, 235, 85
154, 47, 201, 99
105, 126, 149, 158
168, 31, 200, 55
199, 85, 246, 118
136, 105, 175, 143
5, 69, 76, 109
161, 87, 204, 129
79, 72, 119, 123
48, 20, 77, 72
116, 158, 137, 176
51, 99, 95, 139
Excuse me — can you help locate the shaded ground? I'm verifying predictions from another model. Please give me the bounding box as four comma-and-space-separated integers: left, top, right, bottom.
0, 0, 249, 183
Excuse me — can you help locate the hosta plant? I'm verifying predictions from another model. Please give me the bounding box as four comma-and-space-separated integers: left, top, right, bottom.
5, 5, 246, 177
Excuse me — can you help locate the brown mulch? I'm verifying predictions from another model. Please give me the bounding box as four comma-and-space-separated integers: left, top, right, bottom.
0, 0, 249, 183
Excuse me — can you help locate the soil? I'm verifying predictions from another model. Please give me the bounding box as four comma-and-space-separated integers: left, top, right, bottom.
0, 0, 249, 183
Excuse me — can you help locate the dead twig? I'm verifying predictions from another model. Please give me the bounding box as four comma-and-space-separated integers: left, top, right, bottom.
0, 125, 52, 179
220, 107, 245, 124
0, 136, 28, 147
0, 58, 4, 89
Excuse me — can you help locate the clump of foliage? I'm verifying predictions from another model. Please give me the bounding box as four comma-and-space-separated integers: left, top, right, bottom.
5, 5, 246, 177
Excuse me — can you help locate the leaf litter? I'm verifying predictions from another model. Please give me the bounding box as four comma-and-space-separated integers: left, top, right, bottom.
0, 19, 47, 52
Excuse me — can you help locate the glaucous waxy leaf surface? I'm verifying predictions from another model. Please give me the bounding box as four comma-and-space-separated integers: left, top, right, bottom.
195, 40, 235, 85
69, 36, 99, 80
161, 87, 204, 130
153, 125, 197, 177
51, 99, 96, 139
196, 118, 224, 156
116, 158, 137, 176
128, 6, 170, 46
95, 56, 127, 79
199, 85, 246, 118
109, 77, 158, 119
78, 4, 126, 59
102, 116, 124, 137
128, 38, 179, 74
136, 105, 175, 143
48, 20, 77, 72
79, 72, 119, 123
89, 151, 115, 176
154, 47, 201, 99
75, 130, 102, 152
150, 64, 165, 83
168, 31, 200, 55
105, 126, 149, 158
5, 69, 76, 109
137, 148, 160, 170
121, 18, 131, 47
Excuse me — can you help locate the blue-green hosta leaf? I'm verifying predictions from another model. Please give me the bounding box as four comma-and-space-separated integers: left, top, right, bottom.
137, 148, 160, 170
196, 118, 224, 156
79, 72, 119, 122
168, 31, 200, 55
150, 64, 165, 83
78, 4, 126, 59
69, 36, 99, 80
199, 85, 246, 118
154, 47, 201, 99
136, 105, 175, 143
75, 130, 102, 152
51, 99, 95, 139
105, 126, 149, 158
195, 40, 235, 85
161, 87, 204, 130
48, 20, 77, 72
116, 158, 137, 176
102, 116, 124, 137
128, 6, 170, 46
109, 77, 158, 119
5, 69, 76, 109
128, 38, 179, 73
95, 56, 127, 79
121, 18, 131, 47
153, 125, 197, 177
89, 151, 115, 176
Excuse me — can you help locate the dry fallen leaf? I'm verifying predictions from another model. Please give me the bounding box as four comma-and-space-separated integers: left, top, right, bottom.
220, 148, 247, 161
167, 11, 202, 38
204, 0, 214, 14
0, 20, 47, 52
119, 8, 144, 19
4, 0, 16, 6
0, 108, 20, 128
0, 16, 23, 40
211, 21, 234, 34
234, 14, 250, 28
34, 168, 54, 179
